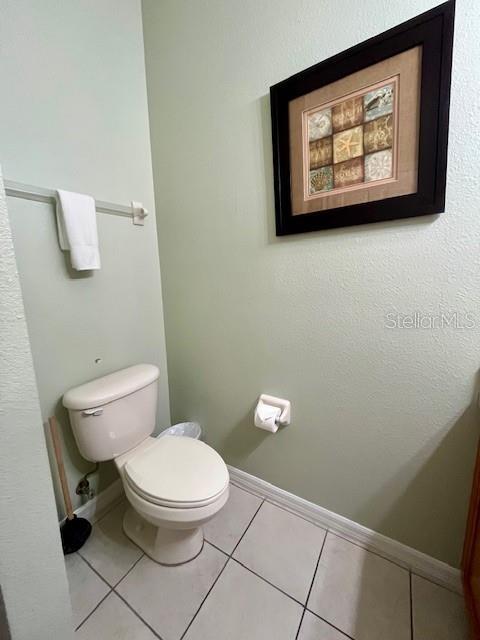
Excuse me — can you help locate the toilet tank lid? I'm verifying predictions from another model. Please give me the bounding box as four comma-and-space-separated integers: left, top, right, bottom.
63, 364, 159, 410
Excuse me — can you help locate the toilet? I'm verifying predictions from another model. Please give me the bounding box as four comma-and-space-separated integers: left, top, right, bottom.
63, 364, 229, 565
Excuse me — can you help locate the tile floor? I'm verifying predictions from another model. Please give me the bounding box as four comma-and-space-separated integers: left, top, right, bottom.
66, 484, 470, 640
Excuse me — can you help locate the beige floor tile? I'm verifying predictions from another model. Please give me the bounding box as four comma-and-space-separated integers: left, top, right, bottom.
116, 541, 227, 640
75, 592, 157, 639
298, 610, 350, 640
412, 574, 469, 640
203, 484, 262, 553
65, 553, 110, 629
183, 560, 302, 640
233, 501, 325, 602
79, 501, 143, 586
308, 533, 410, 640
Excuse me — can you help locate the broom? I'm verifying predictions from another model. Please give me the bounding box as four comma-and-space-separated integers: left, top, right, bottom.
49, 416, 92, 553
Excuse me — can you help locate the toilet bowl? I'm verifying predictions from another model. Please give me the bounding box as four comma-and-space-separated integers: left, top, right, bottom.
63, 364, 229, 565
115, 434, 229, 564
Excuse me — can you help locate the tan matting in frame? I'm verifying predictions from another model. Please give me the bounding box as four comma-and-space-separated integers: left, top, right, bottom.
289, 46, 422, 216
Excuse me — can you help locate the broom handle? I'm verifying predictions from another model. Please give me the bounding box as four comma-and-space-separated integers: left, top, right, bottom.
49, 416, 74, 521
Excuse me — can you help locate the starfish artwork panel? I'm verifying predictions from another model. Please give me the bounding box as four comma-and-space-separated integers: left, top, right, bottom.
306, 79, 395, 197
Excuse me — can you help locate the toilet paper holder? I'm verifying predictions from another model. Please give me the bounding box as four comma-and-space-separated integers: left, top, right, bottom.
257, 394, 291, 426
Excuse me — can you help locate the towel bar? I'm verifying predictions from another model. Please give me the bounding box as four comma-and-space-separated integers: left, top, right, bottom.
4, 179, 148, 225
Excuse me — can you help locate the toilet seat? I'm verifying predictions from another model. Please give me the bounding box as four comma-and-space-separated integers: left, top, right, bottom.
124, 435, 229, 509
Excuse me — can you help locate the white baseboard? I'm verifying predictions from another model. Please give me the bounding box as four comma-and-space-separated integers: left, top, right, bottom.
228, 465, 463, 595
60, 478, 124, 526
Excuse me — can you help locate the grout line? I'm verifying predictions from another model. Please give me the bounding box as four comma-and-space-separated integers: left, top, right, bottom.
73, 552, 113, 591
230, 499, 265, 556
179, 557, 229, 640
203, 539, 229, 557
77, 547, 145, 593
179, 499, 265, 639
74, 589, 113, 632
295, 609, 307, 639
113, 553, 145, 589
114, 590, 165, 640
297, 528, 328, 639
231, 557, 304, 606
295, 529, 329, 639
301, 535, 359, 640
410, 571, 414, 640
306, 610, 355, 640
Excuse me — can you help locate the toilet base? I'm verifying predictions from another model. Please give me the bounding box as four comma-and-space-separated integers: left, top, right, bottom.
123, 507, 204, 565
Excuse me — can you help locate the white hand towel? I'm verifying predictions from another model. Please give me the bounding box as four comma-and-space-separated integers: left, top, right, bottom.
56, 189, 101, 270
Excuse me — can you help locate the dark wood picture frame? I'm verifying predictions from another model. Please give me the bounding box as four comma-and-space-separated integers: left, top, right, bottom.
270, 1, 455, 236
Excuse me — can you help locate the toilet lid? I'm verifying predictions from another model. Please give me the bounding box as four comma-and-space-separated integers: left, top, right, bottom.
124, 436, 229, 507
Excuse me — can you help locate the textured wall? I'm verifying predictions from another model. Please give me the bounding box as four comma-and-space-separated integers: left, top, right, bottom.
0, 168, 73, 639
143, 0, 480, 566
0, 0, 170, 517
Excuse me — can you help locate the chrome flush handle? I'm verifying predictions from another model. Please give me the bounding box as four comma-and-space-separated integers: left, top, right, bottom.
82, 407, 104, 417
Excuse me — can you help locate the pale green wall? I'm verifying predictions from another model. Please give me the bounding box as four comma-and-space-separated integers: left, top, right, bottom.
0, 168, 73, 639
143, 0, 480, 567
0, 0, 170, 517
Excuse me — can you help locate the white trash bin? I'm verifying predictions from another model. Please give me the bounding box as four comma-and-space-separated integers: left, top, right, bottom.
159, 422, 202, 440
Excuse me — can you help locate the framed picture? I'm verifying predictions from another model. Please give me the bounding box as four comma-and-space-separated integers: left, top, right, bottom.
270, 1, 455, 235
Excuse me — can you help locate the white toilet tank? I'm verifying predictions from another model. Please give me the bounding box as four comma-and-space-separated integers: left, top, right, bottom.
63, 364, 159, 462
